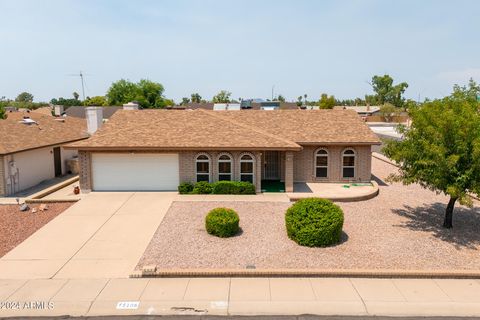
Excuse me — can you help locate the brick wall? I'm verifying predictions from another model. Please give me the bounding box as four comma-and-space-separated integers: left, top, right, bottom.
179, 150, 262, 192
293, 145, 372, 183
78, 151, 92, 192
0, 155, 5, 196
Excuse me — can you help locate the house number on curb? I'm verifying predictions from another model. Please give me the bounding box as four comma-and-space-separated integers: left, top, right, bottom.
116, 301, 140, 310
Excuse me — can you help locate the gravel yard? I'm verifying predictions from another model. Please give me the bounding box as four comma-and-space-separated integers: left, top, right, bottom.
137, 158, 480, 271
0, 202, 73, 257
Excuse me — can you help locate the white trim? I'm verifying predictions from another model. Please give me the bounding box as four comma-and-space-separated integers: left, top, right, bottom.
195, 152, 211, 182
217, 152, 233, 181
239, 152, 255, 183
342, 148, 356, 179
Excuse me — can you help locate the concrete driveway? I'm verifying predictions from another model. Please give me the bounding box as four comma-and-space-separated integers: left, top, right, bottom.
0, 192, 176, 279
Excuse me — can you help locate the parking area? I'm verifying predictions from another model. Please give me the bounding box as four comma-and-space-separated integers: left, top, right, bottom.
0, 192, 177, 279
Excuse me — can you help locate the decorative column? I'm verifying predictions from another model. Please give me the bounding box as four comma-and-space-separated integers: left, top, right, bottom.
255, 152, 262, 193
78, 151, 92, 193
285, 151, 294, 192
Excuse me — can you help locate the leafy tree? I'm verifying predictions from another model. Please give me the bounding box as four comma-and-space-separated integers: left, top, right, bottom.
212, 90, 231, 103
296, 96, 303, 107
383, 80, 480, 228
181, 97, 190, 105
106, 79, 167, 108
379, 103, 399, 122
191, 93, 202, 103
50, 97, 82, 107
84, 96, 108, 106
369, 74, 408, 108
73, 92, 80, 100
276, 95, 285, 102
319, 93, 336, 109
15, 92, 34, 103
0, 98, 6, 119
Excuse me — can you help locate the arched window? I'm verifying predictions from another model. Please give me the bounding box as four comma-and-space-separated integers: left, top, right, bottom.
240, 154, 255, 183
342, 149, 356, 178
218, 154, 232, 181
315, 149, 328, 178
195, 154, 210, 182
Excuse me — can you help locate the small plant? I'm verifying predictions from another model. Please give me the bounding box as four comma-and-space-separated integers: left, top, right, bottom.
192, 181, 213, 194
205, 207, 240, 237
285, 198, 344, 247
178, 182, 194, 194
212, 181, 256, 194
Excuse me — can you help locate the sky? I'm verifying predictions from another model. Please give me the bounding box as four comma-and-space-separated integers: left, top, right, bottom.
0, 0, 479, 103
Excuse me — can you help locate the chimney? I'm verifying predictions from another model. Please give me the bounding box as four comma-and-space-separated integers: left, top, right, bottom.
123, 102, 139, 110
85, 107, 103, 135
54, 105, 64, 116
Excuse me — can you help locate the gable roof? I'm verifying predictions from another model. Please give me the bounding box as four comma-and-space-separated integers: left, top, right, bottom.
68, 109, 380, 151
0, 112, 89, 155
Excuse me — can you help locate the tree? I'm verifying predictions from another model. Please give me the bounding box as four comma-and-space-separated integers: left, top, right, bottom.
191, 93, 202, 103
106, 79, 167, 108
73, 92, 80, 100
379, 103, 399, 122
369, 74, 408, 108
0, 97, 6, 119
15, 92, 34, 103
50, 97, 82, 107
212, 90, 231, 103
276, 95, 285, 102
319, 93, 336, 109
383, 80, 480, 228
181, 97, 190, 105
84, 96, 108, 106
296, 96, 303, 106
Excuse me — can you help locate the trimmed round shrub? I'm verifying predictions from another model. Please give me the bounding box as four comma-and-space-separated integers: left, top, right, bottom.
205, 207, 240, 237
285, 198, 344, 247
192, 181, 213, 194
178, 182, 194, 194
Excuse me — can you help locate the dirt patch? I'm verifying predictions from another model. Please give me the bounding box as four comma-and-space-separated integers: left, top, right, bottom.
137, 158, 480, 271
0, 202, 73, 257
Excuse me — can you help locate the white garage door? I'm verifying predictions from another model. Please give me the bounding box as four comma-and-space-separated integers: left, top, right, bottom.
91, 153, 179, 191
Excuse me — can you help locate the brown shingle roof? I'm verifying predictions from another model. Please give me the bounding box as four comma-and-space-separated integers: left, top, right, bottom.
216, 109, 381, 145
0, 112, 89, 155
69, 109, 301, 151
68, 109, 380, 151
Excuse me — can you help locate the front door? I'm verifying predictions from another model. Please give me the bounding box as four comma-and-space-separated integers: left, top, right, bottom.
263, 151, 280, 180
53, 147, 62, 177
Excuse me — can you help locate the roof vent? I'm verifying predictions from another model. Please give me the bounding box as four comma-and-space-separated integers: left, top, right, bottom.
123, 102, 139, 110
20, 118, 37, 125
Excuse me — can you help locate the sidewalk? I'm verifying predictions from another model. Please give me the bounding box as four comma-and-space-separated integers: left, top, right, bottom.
0, 277, 479, 317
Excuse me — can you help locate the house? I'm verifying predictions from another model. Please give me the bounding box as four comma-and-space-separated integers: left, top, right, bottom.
0, 112, 88, 196
67, 109, 380, 193
334, 105, 381, 117
173, 101, 302, 110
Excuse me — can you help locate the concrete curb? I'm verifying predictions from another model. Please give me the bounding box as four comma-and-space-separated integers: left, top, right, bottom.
288, 181, 379, 202
29, 176, 79, 199
131, 268, 480, 279
26, 198, 80, 204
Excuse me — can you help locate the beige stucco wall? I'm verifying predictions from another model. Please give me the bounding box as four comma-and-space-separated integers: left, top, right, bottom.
293, 145, 372, 183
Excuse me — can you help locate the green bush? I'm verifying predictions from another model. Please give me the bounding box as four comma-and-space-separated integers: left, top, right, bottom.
205, 207, 240, 237
178, 182, 194, 194
179, 180, 256, 195
285, 198, 344, 247
192, 181, 213, 194
212, 181, 256, 194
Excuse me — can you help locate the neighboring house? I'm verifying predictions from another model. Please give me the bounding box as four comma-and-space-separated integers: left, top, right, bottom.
334, 105, 381, 117
68, 109, 380, 193
0, 112, 88, 196
64, 105, 123, 119
173, 101, 302, 111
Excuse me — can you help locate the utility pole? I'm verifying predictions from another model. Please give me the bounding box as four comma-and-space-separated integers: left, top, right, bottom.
79, 71, 86, 102
271, 85, 275, 101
